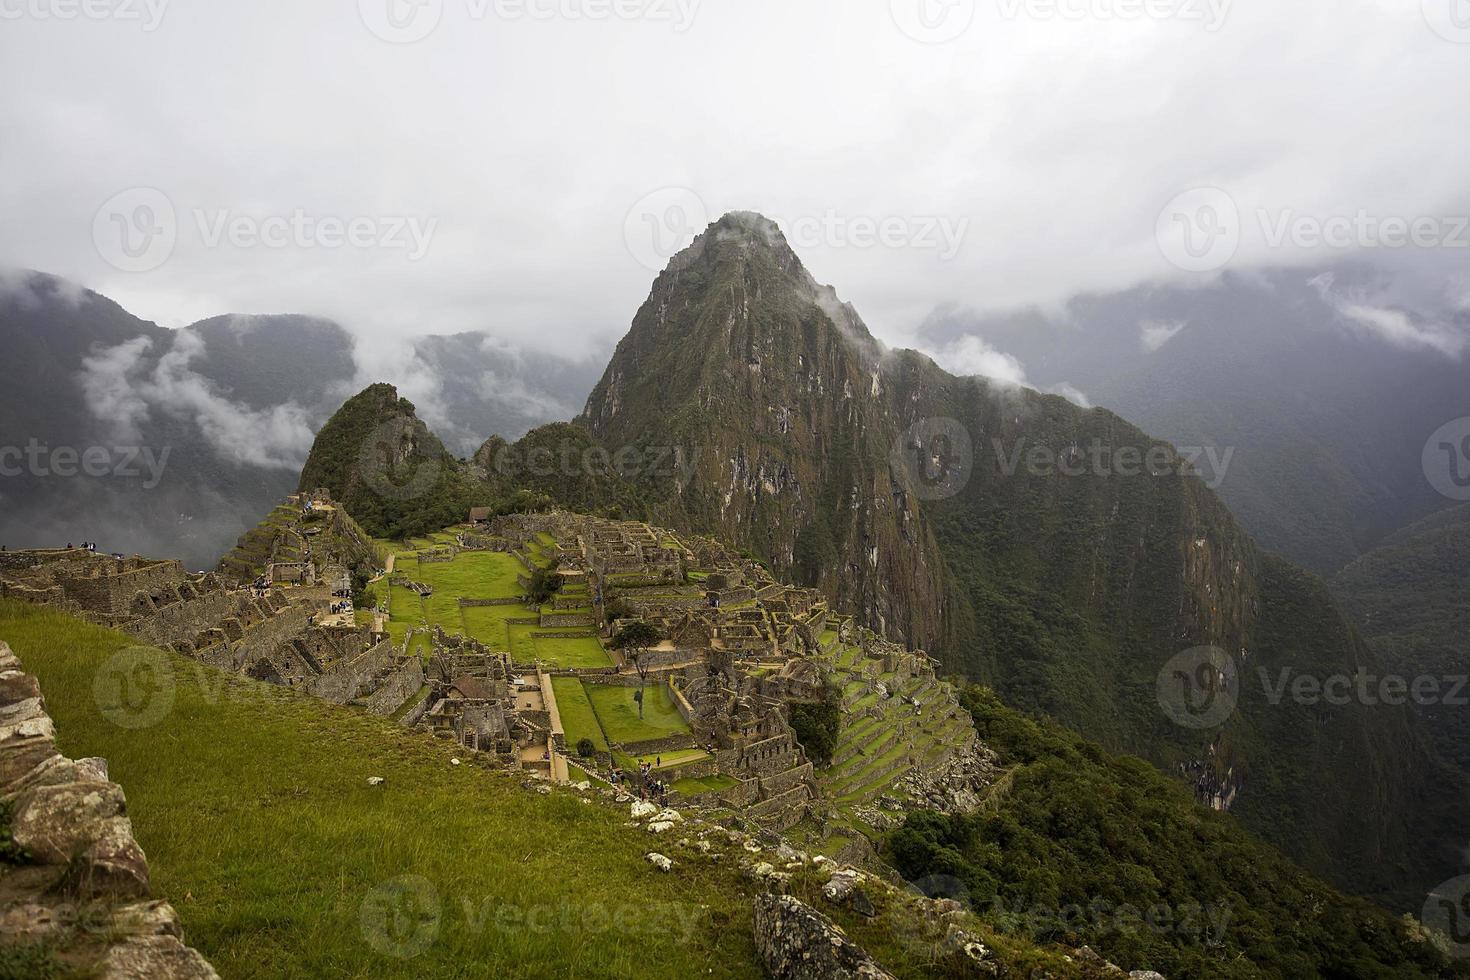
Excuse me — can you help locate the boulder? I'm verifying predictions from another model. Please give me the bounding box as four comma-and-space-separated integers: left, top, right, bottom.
11, 780, 129, 864
822, 867, 864, 903
646, 852, 673, 872
0, 668, 43, 707
0, 732, 61, 795
752, 894, 895, 979
69, 817, 152, 898
97, 936, 221, 979
77, 757, 110, 781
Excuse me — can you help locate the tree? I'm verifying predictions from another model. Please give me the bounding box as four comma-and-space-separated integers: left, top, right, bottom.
611, 621, 663, 719
527, 561, 564, 605
788, 684, 842, 768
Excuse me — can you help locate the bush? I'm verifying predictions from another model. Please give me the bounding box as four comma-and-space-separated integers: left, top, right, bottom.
527, 563, 564, 605
577, 737, 597, 759
788, 685, 841, 768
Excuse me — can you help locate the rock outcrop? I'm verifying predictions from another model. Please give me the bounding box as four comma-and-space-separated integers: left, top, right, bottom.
0, 640, 217, 978
752, 893, 895, 979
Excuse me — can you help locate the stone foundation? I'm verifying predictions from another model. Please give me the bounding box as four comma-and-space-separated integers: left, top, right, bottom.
0, 640, 217, 978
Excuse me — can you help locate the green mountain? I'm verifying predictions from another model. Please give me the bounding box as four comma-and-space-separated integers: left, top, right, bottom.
916, 266, 1470, 576
577, 213, 948, 649
1333, 503, 1470, 773
296, 382, 487, 540
299, 214, 1469, 910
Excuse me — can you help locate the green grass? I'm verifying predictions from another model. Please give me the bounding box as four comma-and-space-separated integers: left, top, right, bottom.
585, 683, 691, 746
458, 604, 529, 649
672, 774, 738, 796
529, 634, 612, 669
414, 552, 523, 601
635, 749, 710, 770
550, 677, 608, 753
0, 599, 772, 979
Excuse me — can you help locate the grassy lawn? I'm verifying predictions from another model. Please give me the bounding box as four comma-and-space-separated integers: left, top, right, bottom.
673, 774, 739, 796
586, 683, 691, 746
415, 552, 523, 601
551, 677, 608, 753
636, 749, 710, 769
531, 634, 612, 669
459, 604, 529, 649
0, 600, 766, 979
379, 551, 536, 652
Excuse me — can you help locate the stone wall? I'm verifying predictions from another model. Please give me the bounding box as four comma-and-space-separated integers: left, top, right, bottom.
0, 640, 218, 978
362, 658, 425, 717
305, 639, 398, 705
61, 560, 187, 617
127, 590, 240, 648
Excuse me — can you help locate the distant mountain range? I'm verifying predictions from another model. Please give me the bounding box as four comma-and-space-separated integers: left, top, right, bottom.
915, 265, 1470, 575
294, 213, 1470, 910
7, 231, 1470, 909
0, 270, 603, 568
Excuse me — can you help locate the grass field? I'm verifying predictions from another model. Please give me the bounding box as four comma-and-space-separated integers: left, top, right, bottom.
586, 683, 691, 745
0, 600, 764, 979
551, 677, 608, 753
636, 749, 710, 769
371, 548, 612, 667
528, 633, 612, 669
672, 774, 739, 796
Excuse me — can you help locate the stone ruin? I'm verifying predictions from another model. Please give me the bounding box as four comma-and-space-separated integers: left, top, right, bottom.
0, 641, 217, 978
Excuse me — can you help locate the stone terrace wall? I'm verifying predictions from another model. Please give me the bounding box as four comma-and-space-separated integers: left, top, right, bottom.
0, 640, 218, 978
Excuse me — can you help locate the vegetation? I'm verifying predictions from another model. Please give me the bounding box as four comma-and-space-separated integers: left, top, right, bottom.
787, 685, 841, 767
297, 383, 525, 541
526, 561, 565, 605
612, 621, 663, 718
550, 677, 608, 753
585, 683, 689, 745
886, 685, 1461, 979
1333, 503, 1470, 771
0, 801, 29, 866
0, 600, 777, 977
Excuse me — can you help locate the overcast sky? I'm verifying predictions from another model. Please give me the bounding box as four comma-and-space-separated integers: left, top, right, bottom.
2, 0, 1468, 364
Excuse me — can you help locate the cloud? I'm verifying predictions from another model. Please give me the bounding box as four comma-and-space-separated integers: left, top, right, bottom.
1310, 272, 1468, 358
78, 330, 317, 469
1046, 382, 1092, 408
924, 333, 1089, 406
2, 2, 1467, 352
927, 334, 1030, 387
0, 268, 87, 312
1140, 320, 1187, 353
